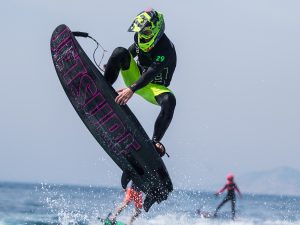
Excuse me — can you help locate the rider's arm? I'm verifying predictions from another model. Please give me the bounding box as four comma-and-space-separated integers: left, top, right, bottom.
234, 184, 242, 197
215, 184, 227, 195
129, 58, 167, 92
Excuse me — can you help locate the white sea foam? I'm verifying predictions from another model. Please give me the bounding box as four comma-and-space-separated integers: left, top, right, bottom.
1, 182, 300, 225
133, 214, 300, 225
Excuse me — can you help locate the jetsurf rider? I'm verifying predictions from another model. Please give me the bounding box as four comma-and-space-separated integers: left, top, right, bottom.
213, 173, 242, 220
110, 182, 143, 225
103, 8, 177, 157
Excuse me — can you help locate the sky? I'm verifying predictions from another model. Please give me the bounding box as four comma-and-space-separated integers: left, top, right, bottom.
1, 0, 300, 191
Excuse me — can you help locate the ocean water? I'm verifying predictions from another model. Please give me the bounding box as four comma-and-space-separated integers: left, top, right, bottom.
0, 182, 299, 225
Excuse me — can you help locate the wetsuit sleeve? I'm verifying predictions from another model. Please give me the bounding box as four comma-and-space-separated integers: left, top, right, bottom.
128, 43, 137, 58
217, 184, 227, 194
234, 184, 242, 196
129, 60, 167, 92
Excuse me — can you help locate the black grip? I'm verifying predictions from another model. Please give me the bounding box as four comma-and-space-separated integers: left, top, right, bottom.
72, 31, 89, 38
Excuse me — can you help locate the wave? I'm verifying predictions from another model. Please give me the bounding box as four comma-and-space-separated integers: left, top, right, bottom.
1, 182, 300, 225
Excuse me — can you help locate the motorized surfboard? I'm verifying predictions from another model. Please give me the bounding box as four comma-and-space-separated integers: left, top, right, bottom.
50, 24, 173, 211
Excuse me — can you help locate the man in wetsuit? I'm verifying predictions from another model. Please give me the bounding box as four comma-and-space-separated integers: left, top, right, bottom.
104, 8, 176, 157
213, 173, 242, 220
110, 182, 143, 225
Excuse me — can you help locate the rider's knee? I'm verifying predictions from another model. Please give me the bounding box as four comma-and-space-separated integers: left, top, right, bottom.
111, 47, 131, 70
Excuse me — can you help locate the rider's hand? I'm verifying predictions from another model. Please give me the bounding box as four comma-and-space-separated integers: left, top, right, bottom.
115, 87, 133, 105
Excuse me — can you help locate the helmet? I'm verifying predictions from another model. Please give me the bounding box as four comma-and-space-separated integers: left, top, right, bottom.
226, 173, 234, 181
128, 8, 165, 52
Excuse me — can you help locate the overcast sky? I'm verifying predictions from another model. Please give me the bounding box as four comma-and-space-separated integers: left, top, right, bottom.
1, 0, 299, 190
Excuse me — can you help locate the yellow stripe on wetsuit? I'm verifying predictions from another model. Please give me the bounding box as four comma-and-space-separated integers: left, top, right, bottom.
121, 55, 172, 105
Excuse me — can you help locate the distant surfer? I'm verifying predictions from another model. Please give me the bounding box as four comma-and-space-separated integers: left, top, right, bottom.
213, 173, 242, 220
110, 182, 143, 225
104, 8, 176, 157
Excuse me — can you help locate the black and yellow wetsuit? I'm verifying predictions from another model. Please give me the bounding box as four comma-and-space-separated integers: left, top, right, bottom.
126, 33, 177, 94
104, 32, 176, 143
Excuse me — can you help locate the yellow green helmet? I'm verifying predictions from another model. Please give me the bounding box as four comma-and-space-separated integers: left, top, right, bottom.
128, 8, 165, 52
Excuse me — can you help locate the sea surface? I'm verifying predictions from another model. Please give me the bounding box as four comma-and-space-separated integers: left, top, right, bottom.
1, 182, 300, 225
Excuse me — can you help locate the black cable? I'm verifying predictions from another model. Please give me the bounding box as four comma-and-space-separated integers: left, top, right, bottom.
72, 31, 107, 73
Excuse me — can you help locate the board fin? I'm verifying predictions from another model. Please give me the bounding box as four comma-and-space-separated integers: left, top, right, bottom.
121, 170, 132, 189
143, 195, 157, 212
143, 188, 168, 212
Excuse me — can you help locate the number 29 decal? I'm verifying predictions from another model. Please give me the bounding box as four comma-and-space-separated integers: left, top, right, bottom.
156, 55, 165, 62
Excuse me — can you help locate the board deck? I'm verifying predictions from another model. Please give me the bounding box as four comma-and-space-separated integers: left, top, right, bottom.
196, 209, 216, 219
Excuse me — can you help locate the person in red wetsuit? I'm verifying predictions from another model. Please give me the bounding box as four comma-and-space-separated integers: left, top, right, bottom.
110, 182, 143, 225
213, 173, 242, 220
